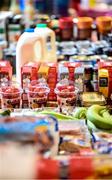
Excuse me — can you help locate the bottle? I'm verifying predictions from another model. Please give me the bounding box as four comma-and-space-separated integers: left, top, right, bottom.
9, 0, 21, 14
16, 25, 57, 83
24, 0, 35, 28
34, 24, 57, 63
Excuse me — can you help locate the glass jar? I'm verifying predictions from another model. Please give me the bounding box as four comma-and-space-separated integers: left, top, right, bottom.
59, 17, 73, 41
75, 17, 93, 40
96, 16, 112, 40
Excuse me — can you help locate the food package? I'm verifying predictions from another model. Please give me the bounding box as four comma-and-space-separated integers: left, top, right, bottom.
58, 120, 91, 155
0, 115, 59, 156
81, 92, 106, 107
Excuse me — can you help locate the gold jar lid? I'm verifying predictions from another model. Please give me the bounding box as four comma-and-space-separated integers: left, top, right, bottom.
96, 16, 112, 33
77, 17, 93, 29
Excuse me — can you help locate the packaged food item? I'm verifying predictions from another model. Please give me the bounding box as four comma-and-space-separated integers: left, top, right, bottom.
59, 17, 73, 41
0, 61, 12, 85
58, 120, 91, 155
64, 62, 80, 82
37, 63, 49, 79
58, 62, 69, 80
55, 79, 79, 114
0, 114, 59, 156
0, 81, 22, 109
92, 131, 112, 154
74, 17, 93, 40
96, 16, 112, 40
81, 92, 106, 107
3, 49, 16, 74
21, 62, 40, 108
21, 62, 40, 89
47, 63, 57, 101
27, 80, 50, 109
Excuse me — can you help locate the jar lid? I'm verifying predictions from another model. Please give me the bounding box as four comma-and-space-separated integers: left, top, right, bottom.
36, 24, 47, 28
96, 16, 112, 33
59, 17, 73, 29
77, 17, 93, 29
25, 28, 34, 33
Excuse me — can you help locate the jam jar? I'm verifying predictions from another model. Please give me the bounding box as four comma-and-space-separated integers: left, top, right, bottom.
59, 17, 73, 41
75, 17, 93, 40
96, 16, 112, 40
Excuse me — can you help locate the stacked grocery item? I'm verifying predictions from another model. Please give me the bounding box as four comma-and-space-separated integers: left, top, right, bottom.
0, 11, 112, 179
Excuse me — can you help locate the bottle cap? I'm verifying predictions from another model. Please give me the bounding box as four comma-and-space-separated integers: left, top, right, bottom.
77, 17, 93, 29
59, 17, 73, 29
25, 28, 34, 32
36, 24, 47, 28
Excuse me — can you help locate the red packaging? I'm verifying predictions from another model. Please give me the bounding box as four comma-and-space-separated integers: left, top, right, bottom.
22, 92, 29, 108
69, 156, 94, 179
64, 62, 81, 81
21, 62, 40, 89
0, 61, 12, 84
37, 158, 59, 179
47, 63, 58, 101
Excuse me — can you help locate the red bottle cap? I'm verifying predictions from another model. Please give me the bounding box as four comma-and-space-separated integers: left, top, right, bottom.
59, 17, 73, 29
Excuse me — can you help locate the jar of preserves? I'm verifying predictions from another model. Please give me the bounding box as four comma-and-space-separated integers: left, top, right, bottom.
59, 17, 73, 41
96, 16, 112, 40
74, 17, 93, 40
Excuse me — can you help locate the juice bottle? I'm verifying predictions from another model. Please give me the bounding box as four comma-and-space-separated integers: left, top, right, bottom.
34, 24, 57, 63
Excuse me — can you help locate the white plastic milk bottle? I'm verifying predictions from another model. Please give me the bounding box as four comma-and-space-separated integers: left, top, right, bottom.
16, 25, 56, 83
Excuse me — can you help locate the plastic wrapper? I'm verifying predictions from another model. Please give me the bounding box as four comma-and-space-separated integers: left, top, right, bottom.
58, 120, 91, 155
0, 115, 59, 156
92, 131, 112, 154
80, 92, 106, 106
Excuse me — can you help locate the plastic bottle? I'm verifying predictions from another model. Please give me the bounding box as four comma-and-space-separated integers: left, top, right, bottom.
34, 24, 57, 62
16, 26, 56, 83
16, 28, 36, 82
9, 0, 21, 14
24, 0, 35, 28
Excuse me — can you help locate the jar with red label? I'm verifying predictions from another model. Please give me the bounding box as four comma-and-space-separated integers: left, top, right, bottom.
59, 17, 73, 41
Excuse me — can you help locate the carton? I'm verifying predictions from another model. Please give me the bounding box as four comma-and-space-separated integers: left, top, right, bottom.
0, 61, 12, 84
